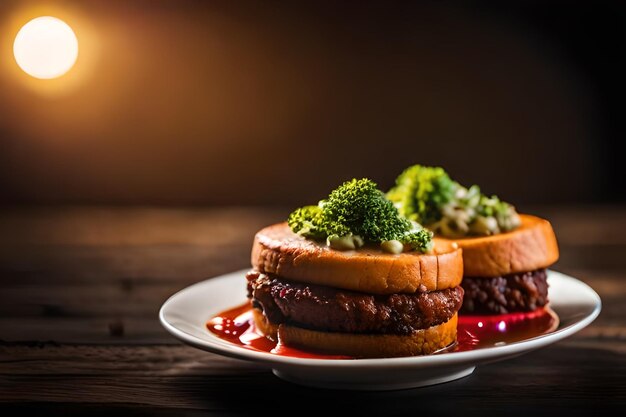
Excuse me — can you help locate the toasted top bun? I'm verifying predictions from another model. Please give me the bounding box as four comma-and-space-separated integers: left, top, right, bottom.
251, 222, 463, 294
440, 214, 559, 277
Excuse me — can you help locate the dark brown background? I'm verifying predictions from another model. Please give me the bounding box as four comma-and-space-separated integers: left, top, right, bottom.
0, 0, 623, 206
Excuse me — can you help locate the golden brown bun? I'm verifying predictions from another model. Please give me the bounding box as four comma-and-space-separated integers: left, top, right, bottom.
251, 222, 463, 294
252, 309, 456, 358
252, 307, 279, 341
440, 214, 559, 277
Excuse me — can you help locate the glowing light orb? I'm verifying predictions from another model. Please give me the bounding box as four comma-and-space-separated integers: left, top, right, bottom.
13, 16, 78, 79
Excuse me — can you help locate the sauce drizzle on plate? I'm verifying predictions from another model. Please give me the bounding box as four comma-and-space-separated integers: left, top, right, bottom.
207, 302, 558, 359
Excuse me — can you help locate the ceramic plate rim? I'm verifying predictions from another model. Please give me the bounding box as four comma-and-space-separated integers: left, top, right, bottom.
159, 269, 601, 369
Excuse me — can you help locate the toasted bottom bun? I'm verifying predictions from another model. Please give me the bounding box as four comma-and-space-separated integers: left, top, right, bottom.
252, 309, 457, 358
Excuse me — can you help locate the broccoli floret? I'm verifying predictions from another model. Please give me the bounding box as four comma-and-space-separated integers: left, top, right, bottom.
323, 179, 414, 242
287, 205, 328, 240
387, 165, 457, 225
387, 164, 521, 236
288, 178, 432, 252
476, 195, 520, 232
477, 195, 509, 218
402, 228, 434, 252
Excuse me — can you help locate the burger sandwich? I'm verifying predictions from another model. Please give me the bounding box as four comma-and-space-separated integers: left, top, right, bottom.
387, 165, 559, 315
246, 179, 464, 358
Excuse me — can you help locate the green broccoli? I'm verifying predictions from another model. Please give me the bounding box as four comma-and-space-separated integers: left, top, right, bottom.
402, 228, 434, 252
387, 164, 520, 237
477, 194, 509, 218
288, 178, 432, 252
286, 205, 327, 240
387, 165, 457, 225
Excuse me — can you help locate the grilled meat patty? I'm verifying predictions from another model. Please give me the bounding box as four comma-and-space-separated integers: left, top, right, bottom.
460, 269, 548, 314
246, 270, 463, 335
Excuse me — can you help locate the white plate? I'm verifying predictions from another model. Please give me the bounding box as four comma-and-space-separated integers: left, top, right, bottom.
159, 270, 601, 391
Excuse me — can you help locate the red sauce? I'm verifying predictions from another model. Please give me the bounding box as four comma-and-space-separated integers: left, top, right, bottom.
207, 302, 559, 359
456, 308, 559, 351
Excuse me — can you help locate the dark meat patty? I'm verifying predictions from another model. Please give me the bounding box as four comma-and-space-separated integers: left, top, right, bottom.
246, 270, 463, 335
460, 269, 548, 315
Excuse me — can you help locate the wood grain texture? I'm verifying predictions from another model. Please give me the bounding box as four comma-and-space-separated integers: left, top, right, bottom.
0, 206, 624, 414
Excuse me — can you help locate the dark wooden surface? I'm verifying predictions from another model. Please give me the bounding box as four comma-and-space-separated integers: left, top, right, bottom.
0, 206, 624, 415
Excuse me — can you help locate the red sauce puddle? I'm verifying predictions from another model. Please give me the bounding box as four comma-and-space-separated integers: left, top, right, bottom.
207, 302, 559, 359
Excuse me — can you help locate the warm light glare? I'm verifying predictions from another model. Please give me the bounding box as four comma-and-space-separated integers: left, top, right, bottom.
13, 16, 78, 79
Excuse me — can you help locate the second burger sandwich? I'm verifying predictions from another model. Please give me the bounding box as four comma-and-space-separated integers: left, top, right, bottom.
247, 179, 464, 358
388, 165, 559, 315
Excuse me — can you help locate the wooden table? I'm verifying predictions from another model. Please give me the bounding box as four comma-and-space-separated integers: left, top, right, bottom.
1, 206, 624, 415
